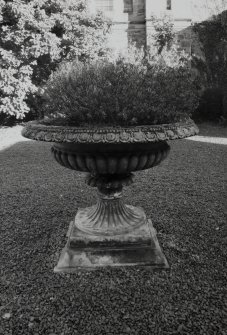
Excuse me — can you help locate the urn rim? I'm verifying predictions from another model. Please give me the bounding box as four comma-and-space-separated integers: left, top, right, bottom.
22, 119, 199, 144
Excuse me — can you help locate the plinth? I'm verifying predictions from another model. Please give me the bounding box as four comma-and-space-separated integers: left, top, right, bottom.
54, 216, 168, 272
54, 174, 168, 272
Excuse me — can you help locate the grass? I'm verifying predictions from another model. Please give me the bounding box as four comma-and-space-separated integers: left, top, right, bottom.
0, 124, 226, 335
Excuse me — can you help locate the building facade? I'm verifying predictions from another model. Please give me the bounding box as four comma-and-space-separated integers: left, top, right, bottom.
88, 0, 227, 53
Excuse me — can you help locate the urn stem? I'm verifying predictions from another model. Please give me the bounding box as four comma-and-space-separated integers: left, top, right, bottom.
74, 182, 146, 236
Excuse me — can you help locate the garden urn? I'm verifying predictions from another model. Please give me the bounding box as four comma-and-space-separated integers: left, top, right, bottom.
22, 120, 198, 272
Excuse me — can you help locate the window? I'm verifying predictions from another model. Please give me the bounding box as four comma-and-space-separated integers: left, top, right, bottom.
124, 0, 133, 13
166, 0, 171, 10
95, 0, 114, 12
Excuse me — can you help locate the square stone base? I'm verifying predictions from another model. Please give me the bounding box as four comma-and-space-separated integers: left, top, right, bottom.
54, 214, 169, 272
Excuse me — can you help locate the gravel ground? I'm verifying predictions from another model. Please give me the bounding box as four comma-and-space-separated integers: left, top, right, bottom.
0, 124, 226, 335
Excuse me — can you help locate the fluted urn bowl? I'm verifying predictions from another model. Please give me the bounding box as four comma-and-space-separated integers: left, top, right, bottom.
22, 119, 198, 271
22, 119, 198, 236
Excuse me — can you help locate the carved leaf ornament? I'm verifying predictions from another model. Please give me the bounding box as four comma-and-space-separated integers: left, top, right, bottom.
22, 120, 199, 144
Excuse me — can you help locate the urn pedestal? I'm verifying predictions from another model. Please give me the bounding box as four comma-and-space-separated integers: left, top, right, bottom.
22, 120, 199, 272
55, 218, 167, 271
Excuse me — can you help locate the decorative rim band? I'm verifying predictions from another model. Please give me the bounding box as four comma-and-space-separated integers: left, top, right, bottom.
22, 120, 199, 144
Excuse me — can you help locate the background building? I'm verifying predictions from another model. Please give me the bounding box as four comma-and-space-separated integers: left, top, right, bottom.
88, 0, 227, 52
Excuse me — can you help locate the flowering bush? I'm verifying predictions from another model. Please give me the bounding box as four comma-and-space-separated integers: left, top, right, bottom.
149, 14, 175, 54
41, 46, 200, 127
0, 48, 37, 119
0, 0, 110, 122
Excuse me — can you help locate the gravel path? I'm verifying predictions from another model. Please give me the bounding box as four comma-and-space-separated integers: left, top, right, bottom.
186, 136, 227, 145
0, 124, 226, 334
0, 125, 30, 151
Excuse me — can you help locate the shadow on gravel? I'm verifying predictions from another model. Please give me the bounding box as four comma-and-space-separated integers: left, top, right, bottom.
0, 140, 226, 335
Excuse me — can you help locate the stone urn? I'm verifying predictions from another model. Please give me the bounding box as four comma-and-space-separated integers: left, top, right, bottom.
22, 119, 198, 272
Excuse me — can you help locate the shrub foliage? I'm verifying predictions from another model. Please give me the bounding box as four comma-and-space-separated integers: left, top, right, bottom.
0, 0, 110, 121
192, 10, 227, 121
42, 47, 200, 127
